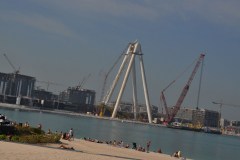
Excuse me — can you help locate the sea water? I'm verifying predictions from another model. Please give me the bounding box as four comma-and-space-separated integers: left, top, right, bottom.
0, 107, 239, 160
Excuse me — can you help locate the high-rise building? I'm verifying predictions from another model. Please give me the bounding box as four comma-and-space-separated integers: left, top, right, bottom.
192, 109, 220, 127
0, 72, 35, 103
175, 108, 194, 123
59, 86, 95, 112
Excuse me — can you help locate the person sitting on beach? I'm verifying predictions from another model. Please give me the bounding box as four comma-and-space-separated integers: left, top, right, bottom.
157, 148, 162, 153
177, 151, 181, 158
172, 151, 177, 157
132, 142, 137, 149
59, 144, 74, 150
62, 132, 66, 139
113, 140, 117, 146
172, 150, 181, 158
37, 124, 42, 130
24, 122, 29, 127
137, 145, 145, 152
47, 129, 52, 134
95, 139, 103, 143
120, 140, 124, 147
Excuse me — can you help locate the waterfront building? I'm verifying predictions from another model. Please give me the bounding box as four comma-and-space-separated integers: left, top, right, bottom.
33, 89, 55, 101
59, 86, 96, 112
171, 107, 220, 128
231, 120, 240, 127
175, 108, 194, 123
220, 118, 230, 128
192, 109, 220, 127
0, 72, 35, 103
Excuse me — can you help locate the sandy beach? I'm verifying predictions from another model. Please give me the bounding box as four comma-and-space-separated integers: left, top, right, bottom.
0, 139, 178, 160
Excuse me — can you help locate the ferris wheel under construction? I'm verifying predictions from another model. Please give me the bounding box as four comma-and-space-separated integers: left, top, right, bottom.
102, 40, 152, 123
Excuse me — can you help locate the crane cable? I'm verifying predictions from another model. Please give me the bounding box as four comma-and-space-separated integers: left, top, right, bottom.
100, 44, 130, 102
162, 56, 198, 92
160, 56, 200, 113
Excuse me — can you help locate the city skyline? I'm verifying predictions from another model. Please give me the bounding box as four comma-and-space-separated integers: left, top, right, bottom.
0, 0, 240, 120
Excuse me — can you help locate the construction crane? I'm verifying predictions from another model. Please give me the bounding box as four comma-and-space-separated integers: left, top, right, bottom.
161, 53, 205, 123
98, 45, 128, 117
3, 53, 20, 74
100, 45, 129, 103
77, 74, 91, 89
212, 101, 240, 108
2, 53, 20, 95
212, 101, 240, 115
36, 80, 65, 91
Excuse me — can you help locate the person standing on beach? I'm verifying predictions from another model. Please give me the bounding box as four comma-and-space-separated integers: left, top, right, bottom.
146, 141, 151, 153
69, 128, 74, 141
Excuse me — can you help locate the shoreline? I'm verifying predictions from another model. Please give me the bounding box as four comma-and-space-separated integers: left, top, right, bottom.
0, 138, 179, 160
0, 102, 166, 128
2, 102, 239, 137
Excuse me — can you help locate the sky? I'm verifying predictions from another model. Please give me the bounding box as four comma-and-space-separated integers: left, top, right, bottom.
0, 0, 240, 120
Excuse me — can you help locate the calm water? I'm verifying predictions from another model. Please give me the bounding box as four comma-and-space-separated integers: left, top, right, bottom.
1, 107, 240, 160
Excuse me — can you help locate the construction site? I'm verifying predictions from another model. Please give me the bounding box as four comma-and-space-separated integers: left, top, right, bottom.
0, 54, 96, 113
1, 41, 240, 135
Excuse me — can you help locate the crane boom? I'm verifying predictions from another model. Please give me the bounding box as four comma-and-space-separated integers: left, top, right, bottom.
36, 80, 65, 91
78, 74, 91, 89
101, 44, 129, 103
166, 53, 205, 123
3, 53, 19, 74
212, 101, 240, 108
100, 53, 124, 102
160, 91, 170, 120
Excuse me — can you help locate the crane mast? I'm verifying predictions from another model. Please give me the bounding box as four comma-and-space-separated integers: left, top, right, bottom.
165, 53, 205, 123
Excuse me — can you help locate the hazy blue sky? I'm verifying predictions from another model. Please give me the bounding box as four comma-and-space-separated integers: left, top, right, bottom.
0, 0, 240, 120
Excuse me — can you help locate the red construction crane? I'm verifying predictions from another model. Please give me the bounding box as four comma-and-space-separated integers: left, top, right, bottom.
161, 53, 205, 123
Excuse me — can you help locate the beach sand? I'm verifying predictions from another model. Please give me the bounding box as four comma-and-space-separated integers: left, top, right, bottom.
0, 139, 177, 160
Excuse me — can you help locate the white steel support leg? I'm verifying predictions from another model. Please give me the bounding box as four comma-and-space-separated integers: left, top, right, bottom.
132, 58, 138, 120
139, 55, 152, 123
104, 53, 130, 105
112, 53, 136, 118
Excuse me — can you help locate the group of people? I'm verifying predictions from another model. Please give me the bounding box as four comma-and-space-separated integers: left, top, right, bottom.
24, 122, 29, 127
82, 136, 184, 158
62, 128, 74, 141
45, 127, 74, 142
0, 114, 6, 122
172, 150, 182, 158
82, 137, 164, 154
132, 141, 153, 153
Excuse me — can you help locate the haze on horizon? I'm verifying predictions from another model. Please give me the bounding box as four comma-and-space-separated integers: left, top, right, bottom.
0, 0, 240, 121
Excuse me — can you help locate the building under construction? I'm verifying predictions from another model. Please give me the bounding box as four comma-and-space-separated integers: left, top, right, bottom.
174, 107, 220, 128
59, 86, 96, 113
0, 72, 35, 103
192, 109, 220, 128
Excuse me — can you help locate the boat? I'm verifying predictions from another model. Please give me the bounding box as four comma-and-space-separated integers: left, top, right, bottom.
203, 127, 222, 134
167, 122, 183, 129
167, 122, 203, 132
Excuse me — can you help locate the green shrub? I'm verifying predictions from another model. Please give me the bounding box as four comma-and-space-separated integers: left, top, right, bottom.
17, 134, 61, 144
19, 135, 40, 144
38, 134, 61, 143
11, 135, 20, 142
0, 134, 7, 140
1, 125, 59, 144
